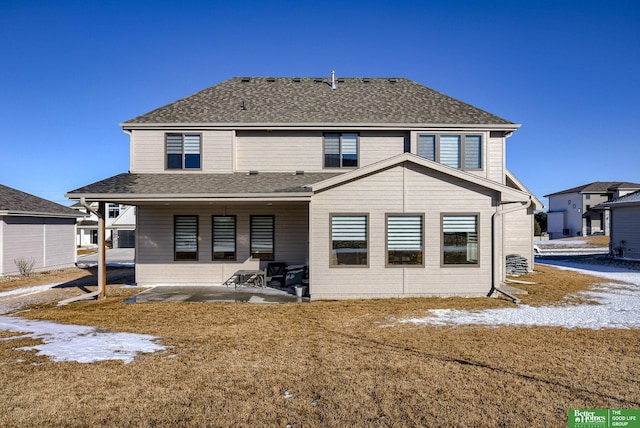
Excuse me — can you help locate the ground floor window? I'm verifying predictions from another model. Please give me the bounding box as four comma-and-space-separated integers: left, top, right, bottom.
331, 214, 368, 266
174, 215, 198, 260
212, 215, 236, 260
442, 214, 478, 265
251, 215, 274, 260
387, 214, 424, 266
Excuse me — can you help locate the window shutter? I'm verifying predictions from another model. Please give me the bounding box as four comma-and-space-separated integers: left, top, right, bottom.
443, 215, 477, 233
213, 216, 235, 255
388, 216, 422, 250
324, 134, 341, 168
440, 135, 461, 168
332, 216, 367, 241
465, 135, 481, 169
183, 134, 201, 168
418, 135, 436, 161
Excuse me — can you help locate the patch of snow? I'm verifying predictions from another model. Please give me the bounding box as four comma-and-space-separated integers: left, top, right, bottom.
0, 284, 57, 299
0, 315, 165, 364
397, 260, 640, 330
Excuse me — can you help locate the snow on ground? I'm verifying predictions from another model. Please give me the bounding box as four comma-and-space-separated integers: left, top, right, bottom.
397, 260, 640, 330
0, 283, 166, 364
0, 316, 165, 363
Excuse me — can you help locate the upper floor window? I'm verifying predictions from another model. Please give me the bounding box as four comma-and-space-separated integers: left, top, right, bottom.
166, 133, 201, 169
324, 133, 358, 168
108, 204, 120, 219
418, 134, 482, 170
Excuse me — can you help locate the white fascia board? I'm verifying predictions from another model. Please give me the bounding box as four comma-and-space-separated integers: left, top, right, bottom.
0, 210, 81, 219
65, 193, 313, 204
121, 122, 521, 132
309, 153, 531, 203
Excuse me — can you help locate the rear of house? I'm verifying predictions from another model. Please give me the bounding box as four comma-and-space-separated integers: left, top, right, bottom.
67, 75, 541, 299
1, 184, 78, 276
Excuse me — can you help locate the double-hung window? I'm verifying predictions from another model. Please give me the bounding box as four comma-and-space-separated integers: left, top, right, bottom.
251, 215, 274, 260
442, 214, 479, 265
417, 134, 482, 170
324, 133, 359, 168
174, 215, 198, 261
330, 214, 368, 266
166, 133, 201, 169
212, 216, 236, 260
387, 214, 424, 266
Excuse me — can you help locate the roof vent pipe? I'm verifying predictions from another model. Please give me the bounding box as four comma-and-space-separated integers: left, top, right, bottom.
331, 70, 336, 90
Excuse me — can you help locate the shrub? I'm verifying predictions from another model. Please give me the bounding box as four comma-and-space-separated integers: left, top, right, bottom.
14, 257, 36, 277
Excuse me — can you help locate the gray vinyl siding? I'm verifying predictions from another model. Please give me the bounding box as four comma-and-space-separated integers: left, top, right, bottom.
610, 205, 640, 260
131, 130, 234, 173
309, 163, 497, 299
135, 203, 309, 285
1, 216, 76, 275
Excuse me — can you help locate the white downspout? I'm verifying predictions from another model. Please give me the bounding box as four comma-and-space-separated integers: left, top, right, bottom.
489, 198, 533, 302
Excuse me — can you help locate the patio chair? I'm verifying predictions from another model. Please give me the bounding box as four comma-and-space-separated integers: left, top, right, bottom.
267, 262, 287, 286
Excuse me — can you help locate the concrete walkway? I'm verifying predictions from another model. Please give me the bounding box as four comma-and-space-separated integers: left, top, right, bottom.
77, 248, 135, 265
128, 285, 307, 304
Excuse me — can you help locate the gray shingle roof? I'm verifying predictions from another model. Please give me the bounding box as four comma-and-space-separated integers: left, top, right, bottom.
67, 172, 343, 196
123, 77, 515, 126
545, 181, 640, 197
605, 190, 640, 206
0, 184, 79, 216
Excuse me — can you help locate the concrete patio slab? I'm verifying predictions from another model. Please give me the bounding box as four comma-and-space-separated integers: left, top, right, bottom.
127, 285, 307, 304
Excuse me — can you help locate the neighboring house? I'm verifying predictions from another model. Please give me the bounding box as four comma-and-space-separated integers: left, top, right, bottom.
67, 75, 542, 299
545, 182, 640, 239
604, 190, 640, 260
72, 202, 136, 248
0, 184, 79, 276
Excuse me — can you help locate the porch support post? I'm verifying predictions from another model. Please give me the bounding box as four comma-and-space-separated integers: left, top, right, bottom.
97, 202, 107, 298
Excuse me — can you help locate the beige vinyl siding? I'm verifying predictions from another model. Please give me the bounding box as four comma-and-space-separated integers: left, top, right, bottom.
487, 134, 505, 184
503, 206, 535, 271
309, 163, 497, 299
359, 132, 406, 166
135, 203, 309, 285
610, 205, 640, 260
235, 130, 406, 172
236, 131, 323, 172
1, 217, 76, 275
131, 130, 234, 173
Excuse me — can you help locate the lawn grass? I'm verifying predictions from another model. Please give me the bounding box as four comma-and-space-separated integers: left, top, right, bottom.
0, 265, 638, 427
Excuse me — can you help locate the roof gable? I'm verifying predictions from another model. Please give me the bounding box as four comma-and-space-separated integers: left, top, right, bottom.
309, 153, 532, 203
0, 184, 79, 217
123, 77, 517, 127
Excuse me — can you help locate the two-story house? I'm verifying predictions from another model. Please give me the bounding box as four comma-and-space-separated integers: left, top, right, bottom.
545, 182, 640, 239
67, 75, 541, 299
72, 202, 136, 248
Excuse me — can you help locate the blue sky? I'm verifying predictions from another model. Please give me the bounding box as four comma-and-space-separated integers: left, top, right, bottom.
1, 0, 639, 207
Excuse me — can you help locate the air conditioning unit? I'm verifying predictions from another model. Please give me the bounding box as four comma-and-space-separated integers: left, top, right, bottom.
563, 228, 570, 236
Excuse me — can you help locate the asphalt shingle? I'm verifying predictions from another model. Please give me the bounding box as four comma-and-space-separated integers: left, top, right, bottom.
123, 77, 515, 126
67, 172, 343, 196
0, 184, 79, 216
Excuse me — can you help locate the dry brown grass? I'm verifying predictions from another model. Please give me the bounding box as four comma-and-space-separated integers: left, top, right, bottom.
1, 265, 638, 427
